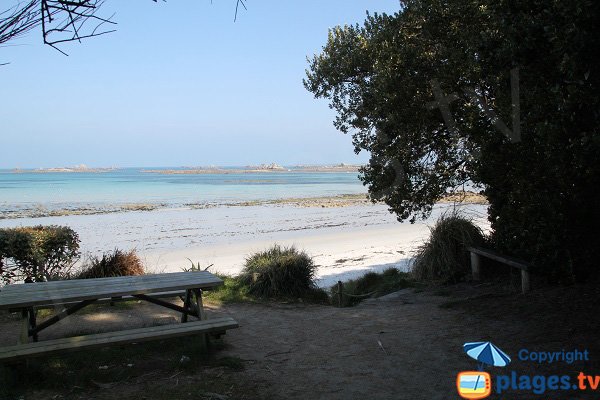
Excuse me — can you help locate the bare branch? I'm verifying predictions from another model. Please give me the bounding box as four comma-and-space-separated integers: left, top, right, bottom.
40, 0, 117, 54
1, 0, 116, 55
235, 0, 247, 22
0, 1, 40, 45
1, 0, 248, 61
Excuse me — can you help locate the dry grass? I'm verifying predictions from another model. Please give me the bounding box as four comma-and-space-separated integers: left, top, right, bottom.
411, 213, 485, 283
77, 249, 145, 279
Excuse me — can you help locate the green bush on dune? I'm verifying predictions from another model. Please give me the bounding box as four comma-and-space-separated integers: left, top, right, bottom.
201, 246, 414, 306
77, 249, 145, 279
240, 245, 318, 299
411, 213, 485, 283
0, 225, 79, 284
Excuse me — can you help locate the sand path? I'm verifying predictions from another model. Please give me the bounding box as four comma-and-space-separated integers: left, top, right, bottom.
2, 282, 598, 400
0, 290, 493, 399
214, 293, 471, 399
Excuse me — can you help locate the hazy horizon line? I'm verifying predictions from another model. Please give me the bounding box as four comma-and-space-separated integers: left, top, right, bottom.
2, 162, 365, 170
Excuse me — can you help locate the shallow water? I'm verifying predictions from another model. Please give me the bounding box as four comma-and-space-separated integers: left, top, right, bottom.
0, 167, 366, 218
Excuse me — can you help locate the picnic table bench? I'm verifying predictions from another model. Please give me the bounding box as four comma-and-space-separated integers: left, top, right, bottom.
467, 246, 532, 294
0, 271, 239, 363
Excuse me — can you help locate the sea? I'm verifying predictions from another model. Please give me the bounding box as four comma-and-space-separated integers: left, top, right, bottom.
0, 167, 367, 219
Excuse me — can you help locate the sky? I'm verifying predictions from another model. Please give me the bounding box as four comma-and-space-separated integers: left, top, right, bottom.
0, 0, 400, 168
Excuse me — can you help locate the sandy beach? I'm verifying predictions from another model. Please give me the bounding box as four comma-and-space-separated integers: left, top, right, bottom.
0, 200, 488, 288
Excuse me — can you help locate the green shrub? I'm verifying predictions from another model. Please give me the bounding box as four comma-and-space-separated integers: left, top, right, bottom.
331, 268, 415, 307
77, 249, 145, 279
204, 273, 329, 305
0, 225, 80, 284
205, 274, 253, 304
411, 213, 485, 283
240, 245, 317, 298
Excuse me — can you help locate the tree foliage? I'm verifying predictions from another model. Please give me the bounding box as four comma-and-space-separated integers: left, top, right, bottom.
305, 0, 600, 280
0, 225, 80, 284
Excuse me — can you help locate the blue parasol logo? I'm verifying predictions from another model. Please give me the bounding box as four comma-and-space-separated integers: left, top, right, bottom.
463, 341, 511, 370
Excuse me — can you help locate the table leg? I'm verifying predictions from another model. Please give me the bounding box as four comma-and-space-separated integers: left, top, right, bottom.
28, 307, 38, 342
181, 290, 192, 323
18, 308, 37, 344
192, 289, 208, 351
192, 289, 206, 321
19, 310, 29, 344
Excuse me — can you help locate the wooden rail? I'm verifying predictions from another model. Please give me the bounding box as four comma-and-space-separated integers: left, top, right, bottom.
467, 246, 532, 294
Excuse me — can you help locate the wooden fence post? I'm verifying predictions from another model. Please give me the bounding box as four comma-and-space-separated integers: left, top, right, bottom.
471, 252, 481, 281
337, 281, 343, 307
521, 270, 530, 294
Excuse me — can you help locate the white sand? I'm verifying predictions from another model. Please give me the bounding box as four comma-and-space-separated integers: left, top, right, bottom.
0, 202, 489, 288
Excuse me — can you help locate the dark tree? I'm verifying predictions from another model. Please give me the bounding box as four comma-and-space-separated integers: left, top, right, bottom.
305, 0, 600, 281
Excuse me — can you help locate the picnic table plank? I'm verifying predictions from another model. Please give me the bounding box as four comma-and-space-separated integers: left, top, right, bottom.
0, 317, 239, 362
0, 272, 216, 292
0, 272, 222, 310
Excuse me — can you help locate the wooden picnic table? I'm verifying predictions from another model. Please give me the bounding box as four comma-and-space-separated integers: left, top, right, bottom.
0, 271, 239, 362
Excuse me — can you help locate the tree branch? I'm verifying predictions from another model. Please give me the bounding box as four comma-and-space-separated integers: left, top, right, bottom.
1, 0, 248, 61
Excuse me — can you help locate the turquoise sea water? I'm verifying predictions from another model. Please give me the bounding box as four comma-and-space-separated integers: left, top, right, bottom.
0, 167, 366, 218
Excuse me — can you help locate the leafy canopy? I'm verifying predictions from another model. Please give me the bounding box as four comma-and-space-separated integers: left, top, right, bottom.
305, 0, 600, 280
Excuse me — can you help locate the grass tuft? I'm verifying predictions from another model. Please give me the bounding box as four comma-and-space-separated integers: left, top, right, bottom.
76, 249, 145, 279
240, 245, 318, 299
411, 212, 485, 283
